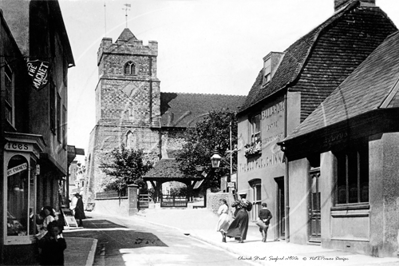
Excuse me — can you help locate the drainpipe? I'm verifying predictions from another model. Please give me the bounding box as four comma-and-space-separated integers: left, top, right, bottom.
284, 93, 290, 242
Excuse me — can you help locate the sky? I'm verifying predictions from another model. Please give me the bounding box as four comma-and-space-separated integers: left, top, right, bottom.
59, 0, 399, 158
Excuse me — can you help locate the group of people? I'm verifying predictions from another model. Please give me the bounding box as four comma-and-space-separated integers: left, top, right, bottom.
34, 193, 86, 265
216, 193, 272, 243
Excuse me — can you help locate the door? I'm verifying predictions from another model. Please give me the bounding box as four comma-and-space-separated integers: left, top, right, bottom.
275, 177, 285, 239
309, 169, 321, 242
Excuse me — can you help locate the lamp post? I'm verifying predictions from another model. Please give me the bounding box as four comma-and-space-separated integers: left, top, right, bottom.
210, 121, 238, 193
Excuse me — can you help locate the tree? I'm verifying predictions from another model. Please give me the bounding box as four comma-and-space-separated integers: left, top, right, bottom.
99, 145, 152, 195
175, 110, 238, 190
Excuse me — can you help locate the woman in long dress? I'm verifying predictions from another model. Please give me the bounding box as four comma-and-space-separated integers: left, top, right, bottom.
226, 199, 250, 243
216, 199, 230, 242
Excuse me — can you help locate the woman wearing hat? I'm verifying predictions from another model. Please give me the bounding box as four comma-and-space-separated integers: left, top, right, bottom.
226, 193, 252, 243
70, 193, 85, 227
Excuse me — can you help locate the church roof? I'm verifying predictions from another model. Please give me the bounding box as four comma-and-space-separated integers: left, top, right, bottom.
117, 28, 138, 42
282, 31, 399, 143
160, 92, 246, 128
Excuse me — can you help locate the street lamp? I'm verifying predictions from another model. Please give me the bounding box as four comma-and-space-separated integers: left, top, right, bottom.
210, 149, 221, 168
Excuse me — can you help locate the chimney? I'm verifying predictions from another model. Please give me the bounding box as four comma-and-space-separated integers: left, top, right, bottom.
334, 0, 375, 11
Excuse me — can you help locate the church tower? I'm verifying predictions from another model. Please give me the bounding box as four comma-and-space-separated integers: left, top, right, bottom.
86, 28, 161, 194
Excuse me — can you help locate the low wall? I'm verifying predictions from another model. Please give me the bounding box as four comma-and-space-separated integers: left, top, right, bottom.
94, 197, 129, 216
207, 190, 235, 214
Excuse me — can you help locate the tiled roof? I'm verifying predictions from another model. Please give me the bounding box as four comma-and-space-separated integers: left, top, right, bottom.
160, 92, 246, 128
283, 31, 399, 142
143, 159, 202, 179
239, 1, 397, 122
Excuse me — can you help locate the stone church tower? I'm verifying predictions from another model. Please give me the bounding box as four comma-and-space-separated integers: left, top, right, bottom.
86, 28, 162, 195
85, 28, 246, 202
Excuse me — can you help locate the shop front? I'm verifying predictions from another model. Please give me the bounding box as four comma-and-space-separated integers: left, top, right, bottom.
2, 132, 45, 264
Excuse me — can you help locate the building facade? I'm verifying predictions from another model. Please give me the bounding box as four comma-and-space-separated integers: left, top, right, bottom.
236, 0, 397, 244
0, 1, 74, 264
280, 31, 399, 257
85, 28, 246, 203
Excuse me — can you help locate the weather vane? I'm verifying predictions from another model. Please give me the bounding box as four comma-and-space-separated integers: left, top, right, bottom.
123, 3, 131, 28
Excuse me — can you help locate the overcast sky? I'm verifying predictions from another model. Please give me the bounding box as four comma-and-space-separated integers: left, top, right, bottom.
59, 0, 399, 156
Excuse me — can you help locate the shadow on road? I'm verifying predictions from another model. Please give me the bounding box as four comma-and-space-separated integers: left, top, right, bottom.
64, 218, 168, 250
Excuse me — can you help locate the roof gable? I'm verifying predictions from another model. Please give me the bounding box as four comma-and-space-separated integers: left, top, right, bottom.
160, 92, 245, 128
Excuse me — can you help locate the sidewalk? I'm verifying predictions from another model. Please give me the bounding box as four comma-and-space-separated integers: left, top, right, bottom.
64, 235, 97, 266
133, 208, 399, 266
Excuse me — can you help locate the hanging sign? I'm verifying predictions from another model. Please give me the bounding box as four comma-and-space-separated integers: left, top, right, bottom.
7, 163, 28, 177
26, 60, 49, 91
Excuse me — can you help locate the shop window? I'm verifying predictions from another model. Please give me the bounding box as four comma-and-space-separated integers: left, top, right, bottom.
5, 63, 14, 126
124, 61, 136, 75
335, 143, 368, 205
7, 155, 33, 237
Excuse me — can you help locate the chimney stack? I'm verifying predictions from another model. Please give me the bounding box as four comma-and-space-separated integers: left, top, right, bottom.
334, 0, 375, 11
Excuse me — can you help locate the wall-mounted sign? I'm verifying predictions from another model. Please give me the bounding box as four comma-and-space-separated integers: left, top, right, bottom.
26, 60, 49, 91
5, 142, 40, 159
7, 163, 28, 177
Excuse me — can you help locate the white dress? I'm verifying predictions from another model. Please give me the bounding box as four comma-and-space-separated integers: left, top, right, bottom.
216, 204, 230, 233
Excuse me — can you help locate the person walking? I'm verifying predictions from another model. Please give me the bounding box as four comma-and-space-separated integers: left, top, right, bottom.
258, 202, 273, 242
216, 199, 230, 243
71, 193, 86, 227
226, 193, 252, 243
38, 220, 67, 265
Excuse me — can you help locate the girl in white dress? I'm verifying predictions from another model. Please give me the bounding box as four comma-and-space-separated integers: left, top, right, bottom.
216, 198, 230, 242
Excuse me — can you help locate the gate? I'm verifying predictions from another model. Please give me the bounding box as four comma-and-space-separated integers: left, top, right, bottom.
138, 194, 150, 209
161, 195, 188, 207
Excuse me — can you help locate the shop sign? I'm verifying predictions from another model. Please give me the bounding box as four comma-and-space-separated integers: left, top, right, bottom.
5, 142, 40, 158
26, 60, 49, 91
7, 163, 28, 177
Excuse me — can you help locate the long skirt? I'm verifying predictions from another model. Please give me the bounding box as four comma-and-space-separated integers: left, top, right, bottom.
216, 213, 230, 233
226, 208, 249, 240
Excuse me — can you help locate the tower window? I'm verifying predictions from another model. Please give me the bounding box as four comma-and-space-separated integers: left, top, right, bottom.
124, 61, 136, 75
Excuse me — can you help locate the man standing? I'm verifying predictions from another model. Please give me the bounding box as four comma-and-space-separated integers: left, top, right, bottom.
258, 202, 272, 242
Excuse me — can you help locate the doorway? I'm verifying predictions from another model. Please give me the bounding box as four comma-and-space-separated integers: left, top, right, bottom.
309, 168, 321, 243
275, 177, 285, 239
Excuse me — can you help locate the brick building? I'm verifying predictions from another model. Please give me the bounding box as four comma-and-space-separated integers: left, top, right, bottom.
85, 28, 245, 202
0, 0, 74, 264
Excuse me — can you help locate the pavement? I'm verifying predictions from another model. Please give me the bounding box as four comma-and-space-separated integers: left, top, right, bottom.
133, 208, 399, 266
63, 231, 97, 266
61, 207, 399, 266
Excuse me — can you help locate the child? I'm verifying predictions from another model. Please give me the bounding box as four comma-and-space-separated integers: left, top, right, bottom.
38, 221, 67, 265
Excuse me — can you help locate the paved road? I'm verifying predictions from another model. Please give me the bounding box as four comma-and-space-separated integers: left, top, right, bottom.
63, 213, 255, 266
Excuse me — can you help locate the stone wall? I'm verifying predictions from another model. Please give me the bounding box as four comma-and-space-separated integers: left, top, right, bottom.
207, 191, 235, 215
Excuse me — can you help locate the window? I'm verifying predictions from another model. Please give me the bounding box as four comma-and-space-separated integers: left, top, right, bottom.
62, 106, 67, 148
336, 143, 368, 205
124, 61, 135, 75
57, 94, 61, 142
5, 63, 14, 126
250, 113, 261, 144
7, 155, 37, 238
50, 83, 56, 133
263, 58, 271, 85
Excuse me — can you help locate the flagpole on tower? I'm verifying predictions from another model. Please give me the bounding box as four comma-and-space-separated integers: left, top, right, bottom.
123, 3, 131, 28
104, 1, 107, 36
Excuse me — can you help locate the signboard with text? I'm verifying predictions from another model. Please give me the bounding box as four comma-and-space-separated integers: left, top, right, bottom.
26, 60, 49, 91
